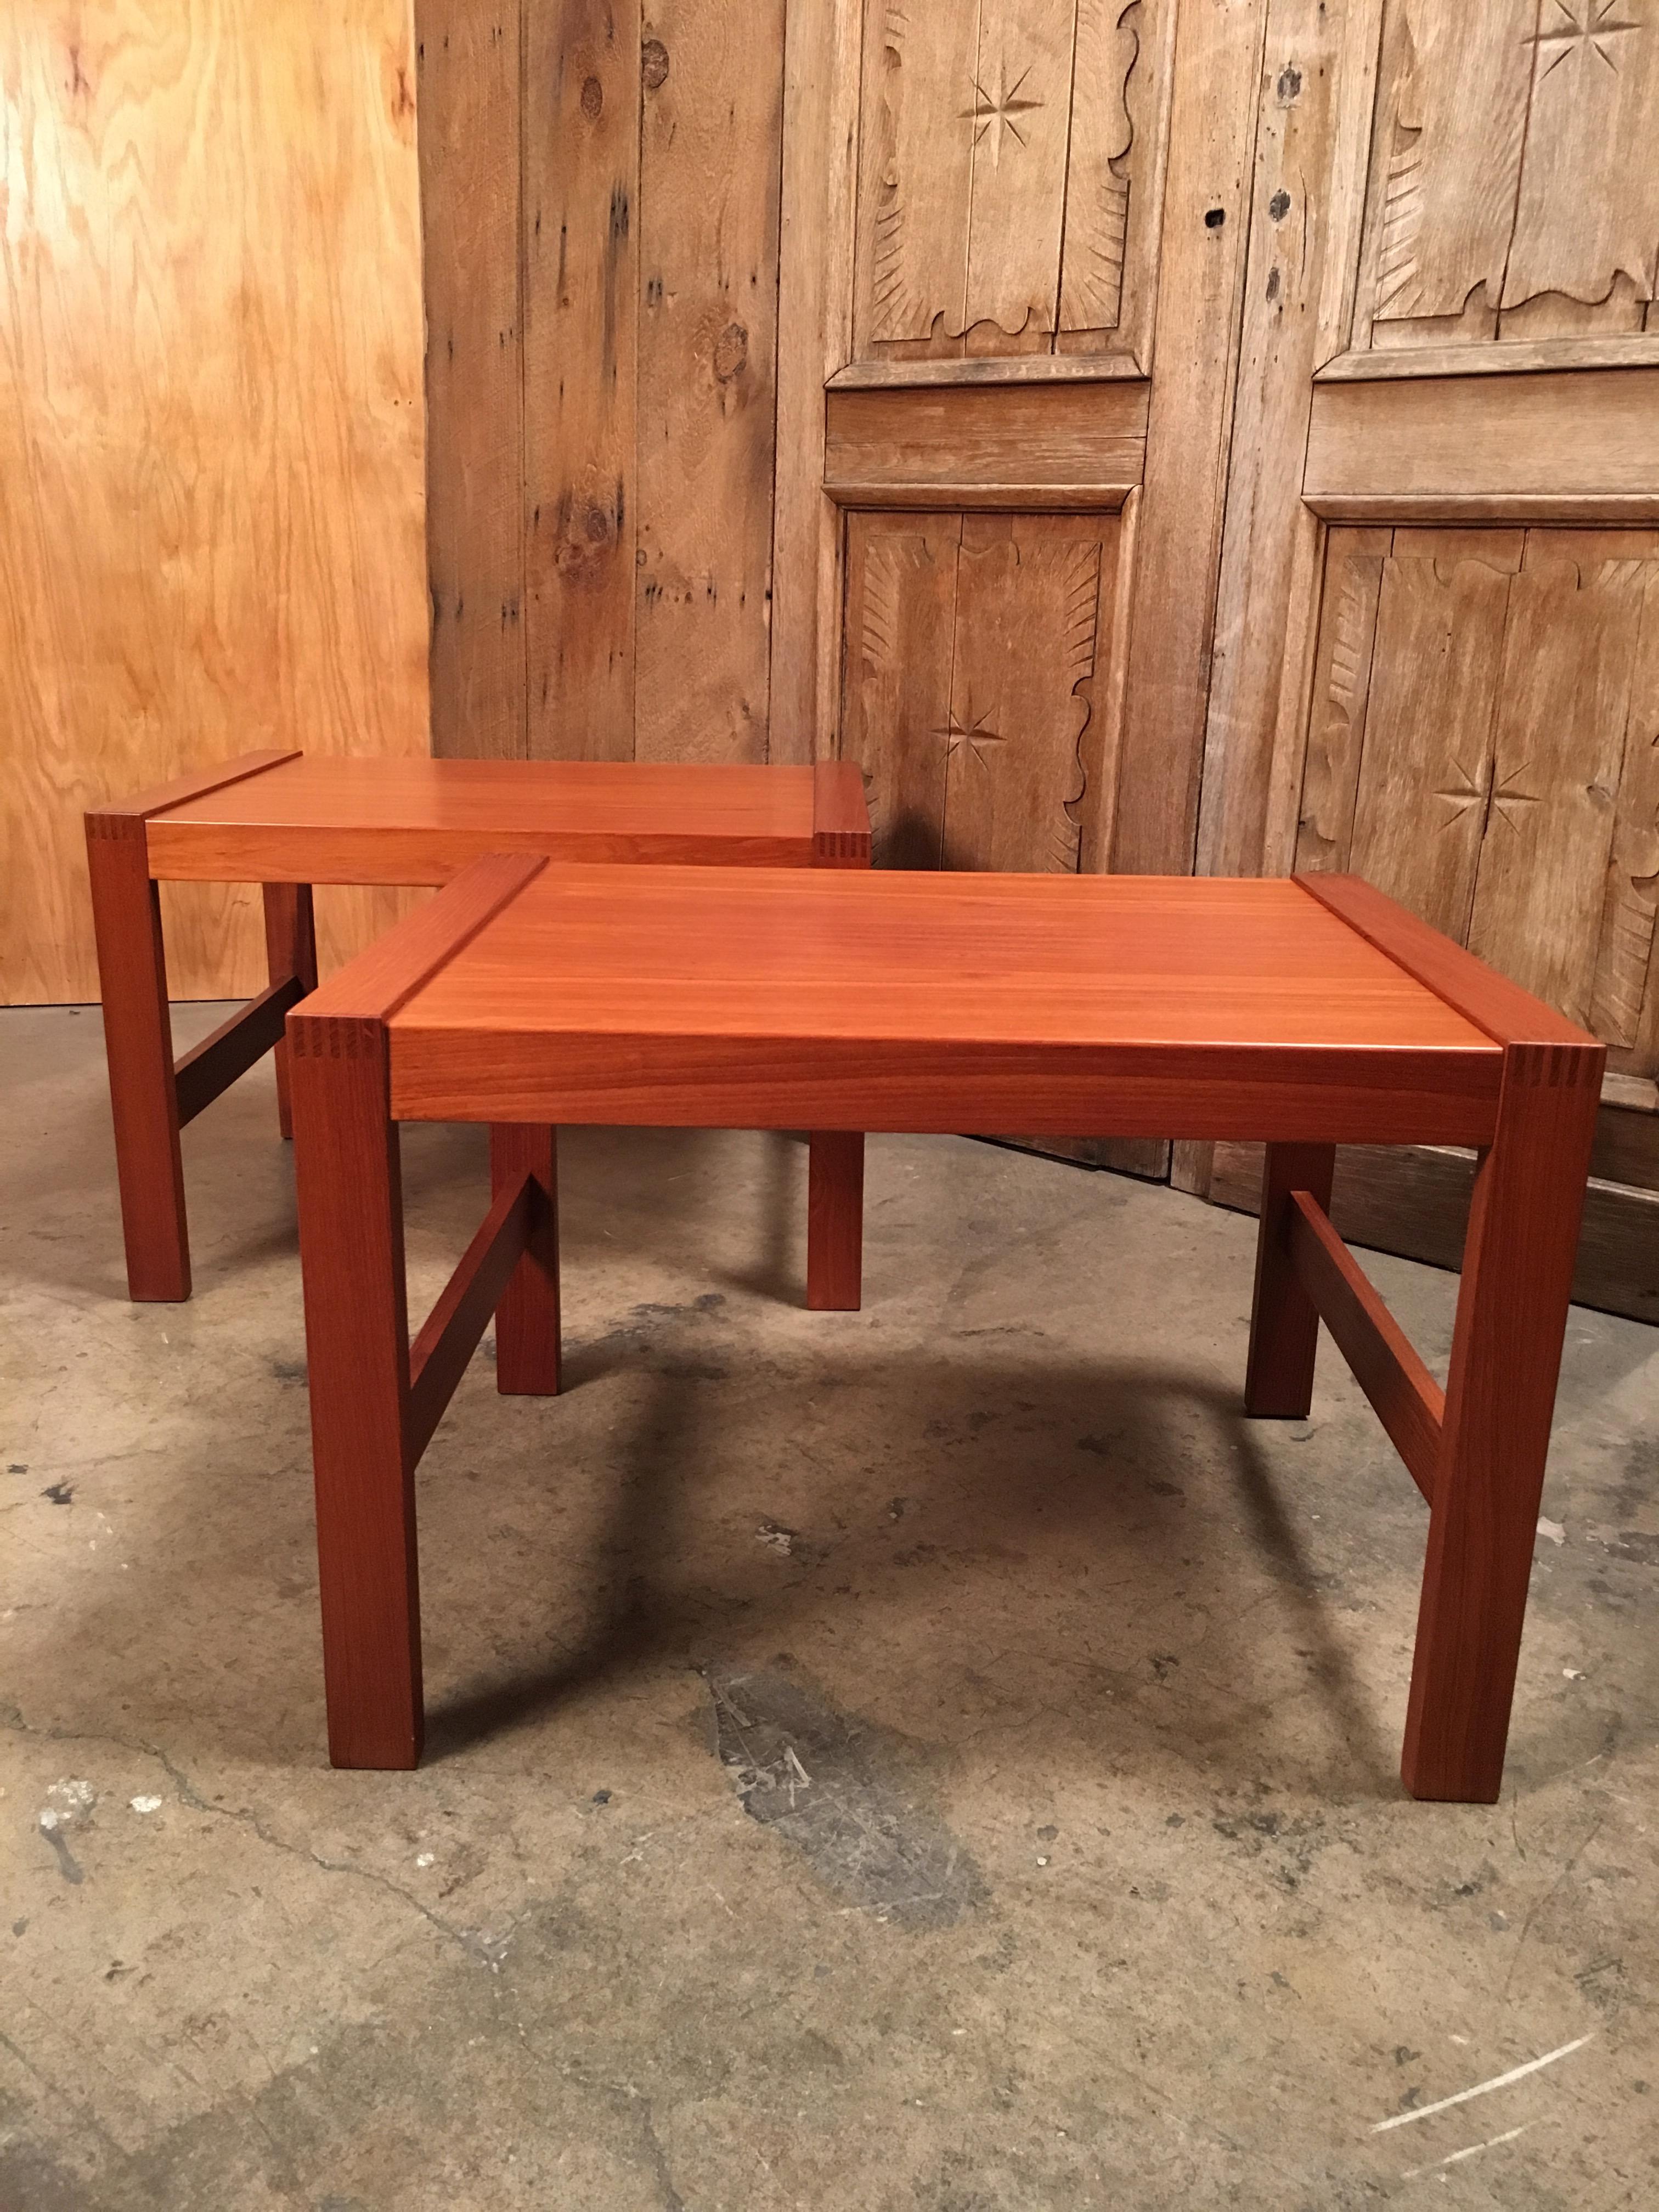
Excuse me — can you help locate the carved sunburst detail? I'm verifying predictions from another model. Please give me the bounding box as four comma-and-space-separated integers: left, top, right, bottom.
1527, 0, 1641, 80
935, 699, 1006, 769
962, 63, 1042, 166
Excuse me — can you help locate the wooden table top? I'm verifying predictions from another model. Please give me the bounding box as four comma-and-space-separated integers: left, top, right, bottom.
290, 862, 1542, 1148
139, 755, 866, 882
398, 866, 1488, 1049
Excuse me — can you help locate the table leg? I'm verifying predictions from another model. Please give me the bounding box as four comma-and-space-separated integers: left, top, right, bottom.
263, 884, 318, 1141
85, 815, 191, 1302
290, 1016, 423, 1769
806, 1131, 864, 1311
490, 1125, 561, 1395
1244, 1143, 1335, 1418
1402, 1046, 1601, 1802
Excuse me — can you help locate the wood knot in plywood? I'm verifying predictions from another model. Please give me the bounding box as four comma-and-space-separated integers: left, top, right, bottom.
580, 73, 603, 120
641, 37, 669, 90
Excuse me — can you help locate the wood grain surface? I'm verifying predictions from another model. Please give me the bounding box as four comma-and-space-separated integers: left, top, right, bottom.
372, 865, 1502, 1137
1283, 1185, 1444, 1502
1403, 1039, 1604, 1802
0, 1, 429, 1003
1304, 371, 1659, 514
1294, 873, 1600, 1047
416, 0, 525, 761
522, 0, 640, 760
1107, 0, 1268, 878
1244, 1140, 1335, 1422
289, 1009, 424, 1769
823, 383, 1147, 507
634, 0, 783, 765
145, 757, 847, 881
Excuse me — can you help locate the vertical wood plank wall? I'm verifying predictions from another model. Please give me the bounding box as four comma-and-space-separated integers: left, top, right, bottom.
0, 0, 430, 1004
419, 0, 785, 765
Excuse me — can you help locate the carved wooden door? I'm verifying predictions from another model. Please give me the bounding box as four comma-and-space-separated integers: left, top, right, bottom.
774, 0, 1262, 1171
1183, 0, 1659, 1319
417, 0, 1656, 1310
778, 0, 1206, 850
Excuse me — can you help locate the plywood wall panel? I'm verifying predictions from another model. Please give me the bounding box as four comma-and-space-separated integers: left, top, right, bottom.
634, 0, 783, 764
0, 0, 429, 1005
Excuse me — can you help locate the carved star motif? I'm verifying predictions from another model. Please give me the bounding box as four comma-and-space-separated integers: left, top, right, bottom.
1528, 0, 1640, 79
963, 63, 1042, 167
1434, 757, 1489, 828
1489, 763, 1541, 834
935, 701, 1005, 770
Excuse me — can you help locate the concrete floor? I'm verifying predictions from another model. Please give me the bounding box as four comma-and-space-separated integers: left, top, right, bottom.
2, 1005, 1657, 2211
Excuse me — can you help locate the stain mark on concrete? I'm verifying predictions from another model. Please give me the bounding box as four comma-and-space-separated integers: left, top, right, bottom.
270, 1358, 307, 1385
704, 1666, 987, 1929
41, 1482, 73, 1506
38, 1817, 83, 1885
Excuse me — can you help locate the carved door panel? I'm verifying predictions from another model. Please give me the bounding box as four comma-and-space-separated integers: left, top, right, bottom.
1190, 0, 1659, 1319
842, 512, 1120, 874
776, 0, 1263, 1172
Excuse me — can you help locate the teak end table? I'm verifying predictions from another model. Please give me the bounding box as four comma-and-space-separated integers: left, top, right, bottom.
84, 751, 868, 1302
287, 859, 1602, 1804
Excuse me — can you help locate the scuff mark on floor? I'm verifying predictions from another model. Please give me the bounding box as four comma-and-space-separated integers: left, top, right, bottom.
703, 1663, 987, 1930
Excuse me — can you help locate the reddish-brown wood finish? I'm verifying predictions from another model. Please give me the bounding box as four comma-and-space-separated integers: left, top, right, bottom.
96, 748, 301, 822
84, 812, 190, 1301
806, 1132, 864, 1310
811, 760, 872, 867
288, 1010, 422, 1770
1284, 1188, 1445, 1504
173, 977, 306, 1127
489, 1124, 561, 1396
1244, 1143, 1334, 1420
95, 753, 871, 1307
406, 1169, 536, 1463
387, 867, 1502, 1141
1403, 1040, 1604, 1802
301, 852, 548, 1022
264, 882, 318, 1139
288, 860, 1601, 1798
144, 755, 868, 884
1293, 873, 1592, 1048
